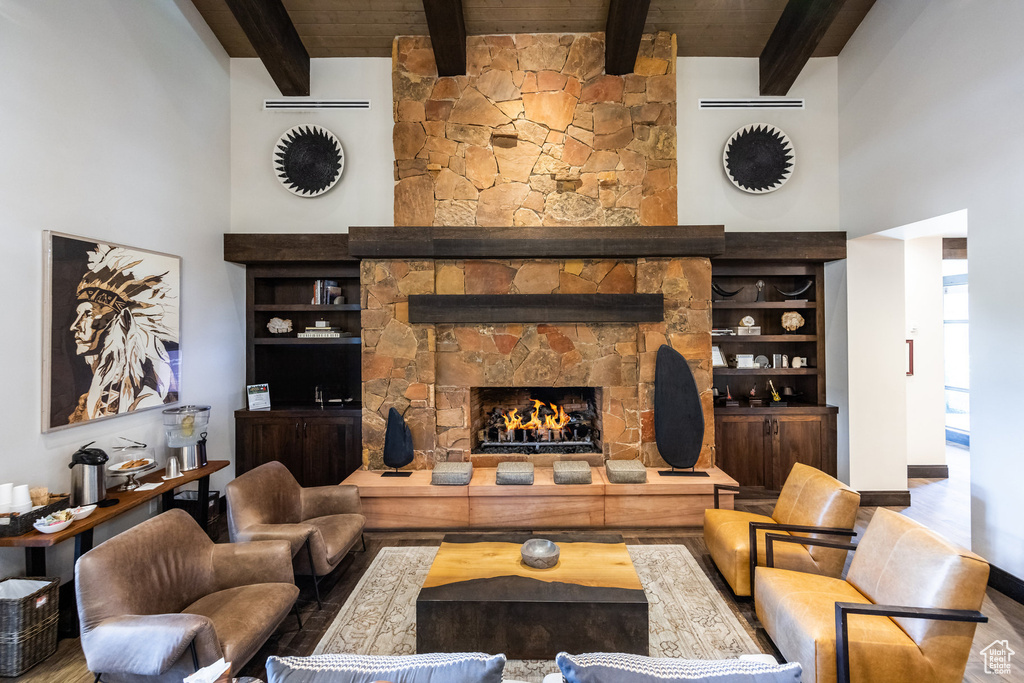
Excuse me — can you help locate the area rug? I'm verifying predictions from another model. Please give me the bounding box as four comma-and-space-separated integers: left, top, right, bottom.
314, 545, 761, 682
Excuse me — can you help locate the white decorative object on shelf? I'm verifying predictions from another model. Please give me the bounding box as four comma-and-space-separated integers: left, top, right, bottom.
267, 317, 292, 334
781, 311, 805, 332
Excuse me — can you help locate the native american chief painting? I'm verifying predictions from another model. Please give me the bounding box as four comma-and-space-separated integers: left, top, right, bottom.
44, 233, 180, 431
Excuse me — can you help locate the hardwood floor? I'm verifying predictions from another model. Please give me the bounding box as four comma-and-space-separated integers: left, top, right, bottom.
13, 448, 1024, 683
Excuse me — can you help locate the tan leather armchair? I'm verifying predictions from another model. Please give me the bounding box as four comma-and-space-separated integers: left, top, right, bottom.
703, 463, 860, 597
755, 507, 989, 683
76, 508, 299, 683
225, 461, 366, 608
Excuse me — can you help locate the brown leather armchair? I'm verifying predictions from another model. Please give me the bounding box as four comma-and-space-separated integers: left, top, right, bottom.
703, 462, 860, 597
225, 461, 366, 608
755, 507, 989, 683
76, 508, 299, 683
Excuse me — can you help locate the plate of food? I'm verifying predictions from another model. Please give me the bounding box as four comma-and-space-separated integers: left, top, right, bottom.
34, 509, 75, 534
109, 457, 155, 473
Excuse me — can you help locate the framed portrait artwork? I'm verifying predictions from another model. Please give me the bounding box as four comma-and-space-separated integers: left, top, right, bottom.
42, 232, 181, 432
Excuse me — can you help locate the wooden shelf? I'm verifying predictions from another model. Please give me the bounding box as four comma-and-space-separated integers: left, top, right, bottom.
255, 337, 361, 345
711, 335, 816, 343
254, 304, 361, 312
712, 301, 816, 309
713, 368, 817, 376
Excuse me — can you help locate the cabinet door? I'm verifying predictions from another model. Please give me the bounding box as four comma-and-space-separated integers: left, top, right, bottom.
302, 416, 361, 487
246, 418, 305, 482
715, 415, 770, 488
771, 415, 823, 488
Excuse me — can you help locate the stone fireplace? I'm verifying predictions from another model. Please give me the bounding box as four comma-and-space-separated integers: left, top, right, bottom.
359, 255, 714, 471
360, 30, 713, 472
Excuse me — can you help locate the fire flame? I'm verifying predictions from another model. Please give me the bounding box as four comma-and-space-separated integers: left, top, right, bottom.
501, 399, 571, 432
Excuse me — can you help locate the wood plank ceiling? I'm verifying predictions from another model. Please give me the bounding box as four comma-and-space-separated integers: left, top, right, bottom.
191, 0, 875, 60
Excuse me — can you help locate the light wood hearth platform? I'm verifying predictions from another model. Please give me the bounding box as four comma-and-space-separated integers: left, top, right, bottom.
342, 467, 737, 530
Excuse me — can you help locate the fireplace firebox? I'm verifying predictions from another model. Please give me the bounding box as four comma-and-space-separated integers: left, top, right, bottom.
470, 387, 602, 455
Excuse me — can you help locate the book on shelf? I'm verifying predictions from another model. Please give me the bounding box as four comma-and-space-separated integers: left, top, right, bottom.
311, 279, 340, 305
297, 330, 342, 338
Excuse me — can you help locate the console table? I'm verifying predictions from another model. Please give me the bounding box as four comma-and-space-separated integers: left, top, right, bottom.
0, 460, 228, 576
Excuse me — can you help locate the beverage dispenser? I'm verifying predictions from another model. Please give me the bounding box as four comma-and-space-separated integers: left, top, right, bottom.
162, 405, 211, 471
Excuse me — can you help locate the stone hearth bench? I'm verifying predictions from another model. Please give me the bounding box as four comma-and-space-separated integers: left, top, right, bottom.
341, 466, 738, 530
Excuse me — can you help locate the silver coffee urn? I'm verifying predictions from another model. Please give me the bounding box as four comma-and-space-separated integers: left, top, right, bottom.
68, 442, 109, 506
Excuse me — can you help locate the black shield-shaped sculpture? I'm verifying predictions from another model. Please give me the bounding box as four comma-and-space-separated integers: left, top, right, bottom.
655, 345, 708, 476
382, 407, 414, 476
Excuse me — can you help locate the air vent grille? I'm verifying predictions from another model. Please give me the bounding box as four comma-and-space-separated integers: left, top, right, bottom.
264, 99, 371, 111
699, 98, 804, 110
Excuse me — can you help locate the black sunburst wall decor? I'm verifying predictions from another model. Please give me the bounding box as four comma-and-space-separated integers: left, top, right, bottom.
273, 124, 345, 197
722, 123, 795, 194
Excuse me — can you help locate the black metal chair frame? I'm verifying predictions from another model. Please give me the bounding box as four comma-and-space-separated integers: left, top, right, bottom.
94, 640, 199, 683
762, 534, 988, 683
303, 532, 366, 609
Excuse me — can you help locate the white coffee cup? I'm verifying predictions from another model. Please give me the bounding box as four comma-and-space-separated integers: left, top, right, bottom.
0, 483, 12, 506
11, 485, 31, 508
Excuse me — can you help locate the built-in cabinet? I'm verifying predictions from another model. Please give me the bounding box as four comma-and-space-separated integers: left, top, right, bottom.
711, 247, 843, 491
225, 235, 364, 487
234, 409, 361, 487
715, 406, 837, 490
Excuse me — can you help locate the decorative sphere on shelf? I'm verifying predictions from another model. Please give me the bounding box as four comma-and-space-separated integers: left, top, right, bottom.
781, 311, 805, 332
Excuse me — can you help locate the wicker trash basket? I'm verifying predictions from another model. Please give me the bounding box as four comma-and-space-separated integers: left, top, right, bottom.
0, 577, 59, 677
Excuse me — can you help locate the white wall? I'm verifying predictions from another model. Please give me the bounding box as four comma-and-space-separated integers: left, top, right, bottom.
904, 237, 946, 467
230, 59, 395, 233
839, 0, 1024, 574
846, 238, 907, 491
0, 0, 234, 582
677, 57, 839, 231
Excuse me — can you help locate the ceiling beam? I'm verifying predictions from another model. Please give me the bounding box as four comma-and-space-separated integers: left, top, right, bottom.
422, 0, 467, 77
223, 0, 309, 96
759, 0, 847, 96
605, 0, 652, 75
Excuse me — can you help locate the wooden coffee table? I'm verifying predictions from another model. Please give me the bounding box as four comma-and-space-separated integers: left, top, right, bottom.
416, 533, 648, 659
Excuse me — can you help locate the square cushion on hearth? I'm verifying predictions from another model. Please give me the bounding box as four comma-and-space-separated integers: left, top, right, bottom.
553, 460, 592, 484
605, 459, 647, 483
431, 461, 473, 485
266, 652, 507, 683
496, 461, 534, 485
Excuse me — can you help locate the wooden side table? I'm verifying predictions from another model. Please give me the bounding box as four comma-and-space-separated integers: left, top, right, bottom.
0, 460, 229, 576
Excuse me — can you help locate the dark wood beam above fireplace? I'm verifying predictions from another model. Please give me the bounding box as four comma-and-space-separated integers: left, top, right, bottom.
605, 0, 652, 75
223, 0, 309, 96
422, 0, 467, 76
409, 294, 664, 324
759, 0, 848, 96
348, 226, 725, 259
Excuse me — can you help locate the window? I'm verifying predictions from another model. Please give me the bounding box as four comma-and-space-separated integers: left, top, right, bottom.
943, 260, 969, 445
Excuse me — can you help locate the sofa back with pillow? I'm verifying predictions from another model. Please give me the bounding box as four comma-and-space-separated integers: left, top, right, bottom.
556, 652, 802, 683
266, 652, 506, 683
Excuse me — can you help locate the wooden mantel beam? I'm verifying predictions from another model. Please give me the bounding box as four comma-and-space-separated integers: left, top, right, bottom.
422, 0, 467, 77
759, 0, 847, 96
348, 225, 725, 259
605, 0, 652, 75
224, 0, 310, 96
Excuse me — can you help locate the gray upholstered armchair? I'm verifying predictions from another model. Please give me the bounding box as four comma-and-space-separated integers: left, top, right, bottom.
225, 461, 366, 608
75, 508, 299, 683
